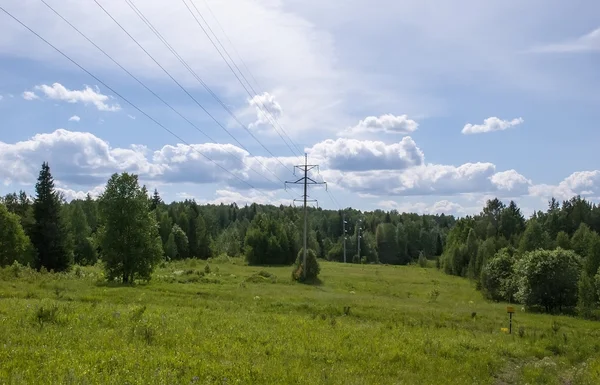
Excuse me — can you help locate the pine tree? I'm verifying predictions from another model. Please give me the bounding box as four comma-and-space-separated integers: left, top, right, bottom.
31, 162, 73, 271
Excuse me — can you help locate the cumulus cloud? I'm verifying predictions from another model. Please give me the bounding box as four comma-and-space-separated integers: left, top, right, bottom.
32, 83, 120, 112
339, 114, 418, 137
248, 92, 283, 130
22, 91, 39, 101
0, 129, 539, 201
531, 27, 600, 53
308, 137, 424, 171
68, 115, 81, 122
490, 170, 532, 195
57, 184, 105, 202
529, 171, 600, 200
323, 162, 531, 197
0, 129, 294, 191
462, 117, 524, 135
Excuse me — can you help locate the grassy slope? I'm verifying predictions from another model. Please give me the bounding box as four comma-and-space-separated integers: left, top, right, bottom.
1, 259, 599, 385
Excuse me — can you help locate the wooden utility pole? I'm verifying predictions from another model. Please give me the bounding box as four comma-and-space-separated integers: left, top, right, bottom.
285, 153, 326, 278
343, 213, 347, 263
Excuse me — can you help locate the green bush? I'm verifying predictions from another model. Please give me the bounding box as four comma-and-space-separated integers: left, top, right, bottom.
514, 248, 581, 313
292, 248, 320, 282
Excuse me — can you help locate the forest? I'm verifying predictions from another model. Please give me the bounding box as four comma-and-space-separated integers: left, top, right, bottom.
2, 162, 600, 318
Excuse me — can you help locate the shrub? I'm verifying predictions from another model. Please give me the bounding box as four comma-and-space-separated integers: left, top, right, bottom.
292, 248, 320, 282
480, 248, 519, 302
514, 248, 581, 313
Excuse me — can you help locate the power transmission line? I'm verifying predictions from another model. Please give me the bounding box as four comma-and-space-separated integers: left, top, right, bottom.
93, 0, 297, 179
37, 0, 290, 195
0, 5, 278, 201
180, 0, 304, 158
285, 154, 326, 279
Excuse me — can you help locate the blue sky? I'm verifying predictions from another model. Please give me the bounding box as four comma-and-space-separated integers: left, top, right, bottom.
1, 0, 599, 216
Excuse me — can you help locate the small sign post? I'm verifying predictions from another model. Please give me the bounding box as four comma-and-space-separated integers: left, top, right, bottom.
506, 306, 515, 334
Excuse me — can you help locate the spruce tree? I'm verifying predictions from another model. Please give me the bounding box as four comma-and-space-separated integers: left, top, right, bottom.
150, 188, 162, 211
31, 162, 73, 271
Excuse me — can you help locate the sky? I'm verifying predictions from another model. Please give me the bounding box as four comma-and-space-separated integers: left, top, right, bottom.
0, 0, 599, 217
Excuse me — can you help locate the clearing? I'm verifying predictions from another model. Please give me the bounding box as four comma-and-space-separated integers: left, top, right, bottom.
1, 259, 599, 384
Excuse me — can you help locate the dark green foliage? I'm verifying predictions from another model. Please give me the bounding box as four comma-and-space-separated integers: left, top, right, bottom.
514, 249, 581, 313
193, 214, 212, 259
578, 272, 596, 318
395, 223, 410, 264
480, 248, 519, 302
555, 231, 571, 250
171, 224, 189, 259
0, 203, 35, 267
150, 189, 162, 211
292, 248, 320, 282
245, 213, 293, 265
164, 232, 177, 260
213, 225, 242, 257
1, 190, 35, 237
585, 233, 600, 278
519, 219, 550, 253
97, 173, 163, 283
69, 203, 97, 265
31, 162, 73, 272
571, 223, 593, 258
376, 222, 397, 264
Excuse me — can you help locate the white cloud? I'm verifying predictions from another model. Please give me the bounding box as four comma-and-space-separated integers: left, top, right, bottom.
308, 137, 424, 171
339, 114, 418, 137
248, 92, 283, 131
180, 189, 291, 207
531, 27, 600, 53
68, 115, 81, 122
57, 184, 105, 201
323, 162, 531, 197
490, 170, 532, 195
22, 91, 39, 101
462, 117, 524, 135
127, 114, 136, 120
529, 171, 600, 200
0, 128, 588, 208
378, 199, 474, 216
33, 83, 120, 112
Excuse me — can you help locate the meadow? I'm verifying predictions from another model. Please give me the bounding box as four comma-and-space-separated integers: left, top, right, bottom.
1, 259, 599, 385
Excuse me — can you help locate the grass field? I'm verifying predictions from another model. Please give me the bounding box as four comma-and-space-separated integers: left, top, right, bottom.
1, 259, 600, 385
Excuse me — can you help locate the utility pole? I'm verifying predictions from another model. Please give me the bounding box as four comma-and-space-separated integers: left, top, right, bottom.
358, 227, 362, 262
343, 213, 347, 263
285, 153, 326, 279
357, 219, 363, 262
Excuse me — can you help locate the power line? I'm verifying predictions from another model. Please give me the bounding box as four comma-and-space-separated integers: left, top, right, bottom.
0, 4, 276, 200
181, 0, 304, 158
191, 0, 346, 215
92, 0, 297, 179
37, 0, 289, 194
285, 154, 326, 279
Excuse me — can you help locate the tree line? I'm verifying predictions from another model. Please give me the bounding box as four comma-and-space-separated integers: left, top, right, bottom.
0, 162, 453, 281
442, 197, 600, 317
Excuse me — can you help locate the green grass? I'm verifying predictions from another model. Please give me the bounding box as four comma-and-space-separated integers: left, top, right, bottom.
1, 259, 600, 384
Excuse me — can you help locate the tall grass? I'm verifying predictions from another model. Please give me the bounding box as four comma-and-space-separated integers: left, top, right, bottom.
0, 260, 599, 384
